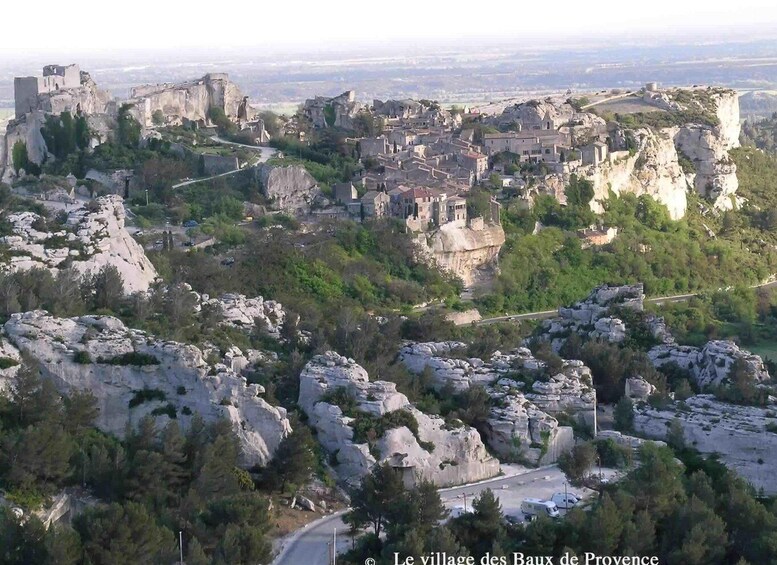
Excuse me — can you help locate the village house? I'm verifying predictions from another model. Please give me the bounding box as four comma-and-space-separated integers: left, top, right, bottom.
457, 150, 488, 182
581, 141, 609, 166
360, 190, 390, 218
333, 182, 358, 205
360, 136, 390, 157
577, 226, 618, 248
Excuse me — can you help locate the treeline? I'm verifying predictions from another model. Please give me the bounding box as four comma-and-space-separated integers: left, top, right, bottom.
0, 363, 319, 565
340, 443, 777, 565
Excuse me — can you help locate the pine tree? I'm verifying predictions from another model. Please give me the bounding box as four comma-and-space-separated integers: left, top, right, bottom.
265, 422, 316, 493
344, 463, 406, 538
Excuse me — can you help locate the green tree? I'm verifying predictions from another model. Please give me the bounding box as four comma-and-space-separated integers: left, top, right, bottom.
558, 442, 596, 485
91, 265, 125, 311
74, 502, 176, 565
117, 104, 141, 147
344, 463, 406, 538
265, 422, 317, 493
614, 397, 635, 432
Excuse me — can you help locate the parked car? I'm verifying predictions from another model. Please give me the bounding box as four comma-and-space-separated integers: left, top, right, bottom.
183, 220, 199, 228
183, 241, 194, 247
521, 498, 560, 520
551, 492, 581, 510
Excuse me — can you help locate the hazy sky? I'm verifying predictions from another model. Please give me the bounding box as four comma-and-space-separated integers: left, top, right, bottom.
3, 0, 777, 52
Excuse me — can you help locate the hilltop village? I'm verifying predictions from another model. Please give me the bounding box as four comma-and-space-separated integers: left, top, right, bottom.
2, 63, 777, 565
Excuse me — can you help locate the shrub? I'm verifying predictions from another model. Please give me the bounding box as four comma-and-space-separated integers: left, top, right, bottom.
0, 356, 19, 369
128, 388, 166, 408
100, 352, 160, 366
150, 403, 177, 419
73, 350, 92, 364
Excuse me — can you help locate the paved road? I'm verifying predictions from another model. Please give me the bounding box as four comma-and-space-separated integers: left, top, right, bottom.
471, 280, 777, 326
272, 465, 617, 565
171, 138, 277, 189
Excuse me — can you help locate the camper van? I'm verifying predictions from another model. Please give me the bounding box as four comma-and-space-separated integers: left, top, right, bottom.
551, 492, 581, 510
521, 498, 560, 520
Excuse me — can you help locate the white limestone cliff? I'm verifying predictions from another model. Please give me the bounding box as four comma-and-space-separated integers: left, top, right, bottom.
584, 128, 688, 220
399, 342, 595, 464
634, 395, 777, 494
1, 195, 157, 293
127, 73, 253, 128
257, 164, 322, 215
3, 311, 291, 467
298, 351, 500, 487
417, 222, 506, 287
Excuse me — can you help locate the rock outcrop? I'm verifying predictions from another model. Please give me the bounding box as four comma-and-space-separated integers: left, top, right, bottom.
649, 340, 770, 390
127, 73, 253, 128
584, 128, 689, 220
299, 352, 500, 487
3, 311, 291, 467
418, 222, 506, 286
303, 91, 363, 129
199, 293, 285, 338
1, 195, 157, 293
634, 395, 777, 494
399, 342, 595, 464
539, 284, 646, 352
257, 164, 321, 215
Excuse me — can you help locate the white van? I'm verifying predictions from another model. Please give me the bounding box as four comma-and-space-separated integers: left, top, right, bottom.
551, 492, 580, 510
521, 498, 560, 520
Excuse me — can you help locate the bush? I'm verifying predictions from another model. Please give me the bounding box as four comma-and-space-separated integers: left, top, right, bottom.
100, 352, 160, 366
128, 388, 167, 408
73, 350, 92, 364
150, 403, 177, 419
0, 356, 19, 369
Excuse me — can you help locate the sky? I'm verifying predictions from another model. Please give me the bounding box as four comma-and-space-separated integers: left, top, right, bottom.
2, 0, 777, 53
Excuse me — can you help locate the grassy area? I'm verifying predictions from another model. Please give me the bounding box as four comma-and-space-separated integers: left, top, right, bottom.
745, 341, 777, 362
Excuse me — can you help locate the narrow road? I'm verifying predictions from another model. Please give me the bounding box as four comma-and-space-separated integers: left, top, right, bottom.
470, 279, 777, 326
271, 465, 617, 565
171, 138, 278, 189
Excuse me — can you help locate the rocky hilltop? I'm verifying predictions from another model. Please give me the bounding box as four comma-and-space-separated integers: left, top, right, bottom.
1, 195, 157, 293
298, 352, 500, 487
127, 73, 253, 128
400, 342, 595, 464
417, 221, 506, 287
3, 311, 291, 467
303, 91, 363, 129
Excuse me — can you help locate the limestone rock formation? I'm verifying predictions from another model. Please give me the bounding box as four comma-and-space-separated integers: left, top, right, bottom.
257, 164, 321, 215
298, 352, 500, 487
539, 283, 646, 351
303, 91, 363, 129
418, 222, 506, 287
3, 311, 291, 467
1, 195, 157, 293
584, 128, 689, 220
399, 342, 595, 464
199, 293, 285, 338
675, 125, 739, 210
634, 395, 777, 494
127, 73, 253, 128
649, 340, 770, 390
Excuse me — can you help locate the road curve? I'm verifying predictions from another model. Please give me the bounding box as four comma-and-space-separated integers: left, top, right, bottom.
272, 466, 565, 565
171, 138, 277, 189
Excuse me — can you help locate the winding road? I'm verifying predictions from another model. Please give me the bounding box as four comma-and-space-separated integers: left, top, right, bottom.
171, 137, 277, 189
271, 465, 617, 565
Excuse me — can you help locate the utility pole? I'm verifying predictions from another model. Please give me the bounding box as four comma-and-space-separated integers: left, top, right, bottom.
332, 527, 337, 565
179, 531, 183, 565
145, 188, 149, 206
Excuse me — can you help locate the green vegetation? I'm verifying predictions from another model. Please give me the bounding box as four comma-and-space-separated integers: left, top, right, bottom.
11, 141, 41, 176
128, 388, 167, 408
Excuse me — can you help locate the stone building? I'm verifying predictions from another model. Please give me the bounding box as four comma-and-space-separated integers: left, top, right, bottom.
14, 64, 82, 116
